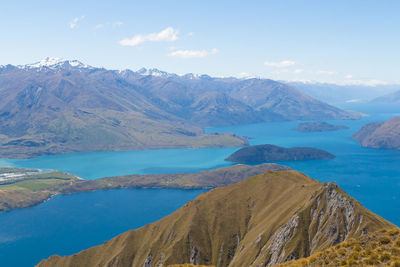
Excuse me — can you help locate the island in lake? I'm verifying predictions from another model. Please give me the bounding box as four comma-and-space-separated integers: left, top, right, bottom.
225, 144, 335, 163
352, 116, 400, 149
294, 121, 348, 132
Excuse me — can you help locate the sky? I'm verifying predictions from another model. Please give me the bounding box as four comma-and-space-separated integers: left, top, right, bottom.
1, 0, 399, 85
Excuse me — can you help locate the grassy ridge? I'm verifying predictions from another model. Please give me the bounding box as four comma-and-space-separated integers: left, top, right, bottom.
38, 170, 394, 267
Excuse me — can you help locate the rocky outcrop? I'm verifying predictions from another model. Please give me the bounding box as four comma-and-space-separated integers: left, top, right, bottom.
38, 170, 393, 267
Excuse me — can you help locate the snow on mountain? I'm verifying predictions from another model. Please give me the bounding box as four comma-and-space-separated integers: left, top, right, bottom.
136, 68, 177, 78
19, 57, 92, 71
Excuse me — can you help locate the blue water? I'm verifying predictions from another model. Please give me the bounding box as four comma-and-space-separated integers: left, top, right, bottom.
0, 102, 399, 266
0, 148, 236, 180
0, 188, 206, 267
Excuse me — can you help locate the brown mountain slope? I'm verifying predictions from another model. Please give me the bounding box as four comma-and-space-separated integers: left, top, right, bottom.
38, 170, 394, 267
352, 117, 400, 149
276, 228, 400, 266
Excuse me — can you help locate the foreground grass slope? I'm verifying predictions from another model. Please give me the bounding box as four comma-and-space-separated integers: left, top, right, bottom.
38, 170, 394, 267
277, 228, 400, 266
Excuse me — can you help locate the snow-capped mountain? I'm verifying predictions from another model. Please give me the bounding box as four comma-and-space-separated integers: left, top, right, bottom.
18, 57, 92, 71
136, 67, 177, 78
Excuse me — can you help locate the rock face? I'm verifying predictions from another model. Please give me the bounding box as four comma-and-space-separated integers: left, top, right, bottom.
0, 59, 358, 158
352, 117, 400, 149
38, 170, 393, 267
294, 121, 348, 132
225, 144, 335, 163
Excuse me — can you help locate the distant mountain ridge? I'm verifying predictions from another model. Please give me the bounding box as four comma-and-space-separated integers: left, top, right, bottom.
0, 58, 359, 158
371, 90, 400, 104
287, 81, 400, 104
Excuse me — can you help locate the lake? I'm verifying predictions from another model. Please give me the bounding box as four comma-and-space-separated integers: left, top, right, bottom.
0, 102, 399, 266
0, 188, 206, 267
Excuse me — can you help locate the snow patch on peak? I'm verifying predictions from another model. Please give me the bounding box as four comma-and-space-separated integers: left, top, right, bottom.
19, 57, 92, 70
136, 68, 176, 78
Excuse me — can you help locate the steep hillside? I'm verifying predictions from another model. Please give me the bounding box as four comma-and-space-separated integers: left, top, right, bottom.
277, 228, 400, 266
38, 170, 393, 267
352, 117, 400, 149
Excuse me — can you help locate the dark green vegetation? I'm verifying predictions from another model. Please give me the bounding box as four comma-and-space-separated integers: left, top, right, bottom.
0, 60, 358, 158
352, 117, 400, 149
294, 121, 348, 132
278, 228, 400, 267
0, 164, 288, 212
225, 144, 335, 163
38, 170, 394, 267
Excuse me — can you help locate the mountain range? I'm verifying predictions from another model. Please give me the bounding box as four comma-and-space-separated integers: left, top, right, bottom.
0, 58, 359, 158
287, 81, 400, 104
38, 170, 393, 267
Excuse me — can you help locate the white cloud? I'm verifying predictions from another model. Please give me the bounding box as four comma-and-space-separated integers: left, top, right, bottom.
113, 21, 123, 27
237, 72, 257, 79
264, 60, 296, 68
168, 48, 218, 59
271, 69, 290, 75
342, 79, 389, 86
119, 27, 179, 46
94, 24, 104, 30
293, 69, 304, 74
316, 70, 336, 75
187, 32, 194, 37
69, 16, 84, 29
345, 74, 353, 79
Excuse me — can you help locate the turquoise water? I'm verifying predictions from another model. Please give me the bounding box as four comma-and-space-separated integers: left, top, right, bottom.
0, 188, 206, 267
0, 103, 399, 266
0, 147, 236, 180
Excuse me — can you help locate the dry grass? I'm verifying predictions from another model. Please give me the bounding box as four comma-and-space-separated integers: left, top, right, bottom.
38, 171, 394, 267
276, 228, 400, 267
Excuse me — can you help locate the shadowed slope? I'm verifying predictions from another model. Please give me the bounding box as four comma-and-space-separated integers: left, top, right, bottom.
38, 170, 393, 267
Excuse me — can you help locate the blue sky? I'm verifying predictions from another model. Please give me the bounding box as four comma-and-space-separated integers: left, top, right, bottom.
1, 0, 399, 85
